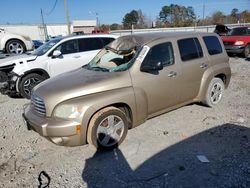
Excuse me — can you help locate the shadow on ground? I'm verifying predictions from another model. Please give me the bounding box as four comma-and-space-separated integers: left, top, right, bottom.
82, 123, 250, 188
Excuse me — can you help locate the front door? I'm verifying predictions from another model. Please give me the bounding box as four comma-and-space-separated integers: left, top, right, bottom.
131, 41, 183, 116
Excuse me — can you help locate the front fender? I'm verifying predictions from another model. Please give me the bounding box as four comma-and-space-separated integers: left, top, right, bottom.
53, 87, 137, 145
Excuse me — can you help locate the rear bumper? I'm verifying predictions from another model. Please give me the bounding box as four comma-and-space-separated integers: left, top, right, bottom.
224, 45, 245, 54
23, 104, 84, 146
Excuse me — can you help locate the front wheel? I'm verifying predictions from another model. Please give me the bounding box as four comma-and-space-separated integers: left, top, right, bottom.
203, 78, 225, 107
243, 44, 250, 58
19, 73, 46, 99
87, 107, 128, 150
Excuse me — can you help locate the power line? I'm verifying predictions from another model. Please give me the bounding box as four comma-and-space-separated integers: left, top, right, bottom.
45, 0, 58, 16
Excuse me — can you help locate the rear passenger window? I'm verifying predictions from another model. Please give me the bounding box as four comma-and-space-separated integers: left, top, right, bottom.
101, 38, 115, 46
178, 38, 203, 61
143, 42, 174, 67
203, 36, 223, 55
78, 38, 103, 52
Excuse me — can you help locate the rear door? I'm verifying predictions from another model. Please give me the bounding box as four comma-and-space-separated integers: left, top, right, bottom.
176, 37, 209, 102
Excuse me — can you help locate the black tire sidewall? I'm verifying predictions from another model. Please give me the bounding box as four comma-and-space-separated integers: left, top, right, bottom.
19, 73, 45, 99
205, 78, 225, 107
90, 108, 128, 150
6, 40, 26, 54
243, 44, 250, 58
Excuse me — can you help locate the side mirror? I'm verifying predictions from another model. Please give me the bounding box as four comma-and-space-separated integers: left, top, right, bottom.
52, 50, 62, 58
141, 61, 163, 72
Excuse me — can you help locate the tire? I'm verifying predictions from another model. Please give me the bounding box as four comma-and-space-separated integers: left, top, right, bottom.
6, 39, 26, 54
19, 73, 46, 99
87, 107, 128, 150
203, 78, 225, 107
242, 44, 250, 58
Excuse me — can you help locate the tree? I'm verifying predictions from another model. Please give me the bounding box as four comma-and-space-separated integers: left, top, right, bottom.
211, 11, 226, 24
159, 4, 196, 27
110, 23, 122, 31
122, 10, 139, 29
230, 8, 239, 23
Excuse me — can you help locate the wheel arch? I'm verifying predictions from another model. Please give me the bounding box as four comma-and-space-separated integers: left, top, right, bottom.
16, 69, 50, 92
5, 38, 27, 52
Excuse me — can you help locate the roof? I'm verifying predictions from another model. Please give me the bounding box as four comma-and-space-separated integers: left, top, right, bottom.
107, 32, 211, 52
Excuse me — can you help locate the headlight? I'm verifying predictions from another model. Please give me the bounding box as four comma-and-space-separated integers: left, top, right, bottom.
234, 40, 244, 45
53, 104, 86, 122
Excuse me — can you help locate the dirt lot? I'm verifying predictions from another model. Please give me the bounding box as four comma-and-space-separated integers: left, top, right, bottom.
0, 57, 250, 188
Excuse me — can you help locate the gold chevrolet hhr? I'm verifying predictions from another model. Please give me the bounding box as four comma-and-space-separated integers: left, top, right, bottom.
23, 32, 231, 150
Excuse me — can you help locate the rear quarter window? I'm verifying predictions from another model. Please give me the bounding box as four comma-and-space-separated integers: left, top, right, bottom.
101, 37, 115, 46
178, 38, 203, 61
203, 36, 223, 55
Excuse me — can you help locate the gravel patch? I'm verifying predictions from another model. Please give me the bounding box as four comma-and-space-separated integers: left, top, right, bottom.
0, 57, 249, 187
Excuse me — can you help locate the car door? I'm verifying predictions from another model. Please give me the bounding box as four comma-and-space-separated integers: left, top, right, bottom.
132, 41, 184, 116
48, 39, 83, 77
176, 37, 208, 103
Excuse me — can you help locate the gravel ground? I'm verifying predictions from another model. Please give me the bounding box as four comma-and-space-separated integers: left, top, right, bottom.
0, 57, 250, 188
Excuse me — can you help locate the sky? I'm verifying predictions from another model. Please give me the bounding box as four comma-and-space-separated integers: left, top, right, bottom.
0, 0, 249, 25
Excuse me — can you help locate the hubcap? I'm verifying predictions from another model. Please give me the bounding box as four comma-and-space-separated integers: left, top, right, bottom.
8, 42, 24, 54
97, 115, 125, 147
210, 82, 223, 104
23, 77, 42, 97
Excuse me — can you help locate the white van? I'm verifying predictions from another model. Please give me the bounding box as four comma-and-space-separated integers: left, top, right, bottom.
0, 34, 117, 98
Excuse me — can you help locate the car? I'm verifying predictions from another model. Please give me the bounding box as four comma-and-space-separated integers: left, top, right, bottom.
0, 28, 33, 54
32, 40, 44, 49
23, 32, 231, 150
0, 34, 117, 99
214, 24, 231, 36
221, 26, 250, 57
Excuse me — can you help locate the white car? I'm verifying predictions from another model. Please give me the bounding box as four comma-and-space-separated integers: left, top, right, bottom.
0, 28, 33, 54
0, 34, 117, 99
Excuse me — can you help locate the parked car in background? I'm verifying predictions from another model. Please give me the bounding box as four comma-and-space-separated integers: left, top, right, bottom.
214, 24, 231, 36
0, 28, 33, 54
0, 34, 117, 99
23, 32, 231, 150
222, 26, 250, 57
32, 40, 44, 49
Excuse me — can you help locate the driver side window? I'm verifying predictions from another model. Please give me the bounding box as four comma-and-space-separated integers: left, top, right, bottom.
142, 42, 174, 67
55, 39, 79, 55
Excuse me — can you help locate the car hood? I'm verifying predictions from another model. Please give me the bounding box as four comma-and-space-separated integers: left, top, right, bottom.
34, 68, 132, 114
0, 54, 37, 66
221, 35, 247, 42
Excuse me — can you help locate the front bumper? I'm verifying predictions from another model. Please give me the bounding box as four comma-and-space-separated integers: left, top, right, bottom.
0, 70, 19, 96
23, 104, 83, 146
224, 45, 245, 54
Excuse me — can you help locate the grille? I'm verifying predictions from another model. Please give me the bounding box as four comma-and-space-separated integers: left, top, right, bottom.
31, 94, 46, 116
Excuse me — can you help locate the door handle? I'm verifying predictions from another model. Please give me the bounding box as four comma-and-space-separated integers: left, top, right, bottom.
200, 63, 208, 69
73, 55, 81, 58
168, 71, 177, 77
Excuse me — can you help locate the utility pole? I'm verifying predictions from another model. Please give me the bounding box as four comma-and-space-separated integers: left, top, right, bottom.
202, 4, 205, 21
41, 9, 48, 41
64, 0, 71, 35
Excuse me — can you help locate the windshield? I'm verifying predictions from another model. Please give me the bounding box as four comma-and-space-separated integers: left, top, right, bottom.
228, 27, 250, 36
83, 46, 140, 72
32, 38, 62, 56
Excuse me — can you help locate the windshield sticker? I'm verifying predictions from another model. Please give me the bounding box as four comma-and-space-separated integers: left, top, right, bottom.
136, 46, 150, 63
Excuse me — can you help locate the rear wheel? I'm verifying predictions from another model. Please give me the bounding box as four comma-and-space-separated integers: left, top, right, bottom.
6, 39, 26, 54
203, 78, 225, 107
19, 73, 46, 99
87, 107, 128, 150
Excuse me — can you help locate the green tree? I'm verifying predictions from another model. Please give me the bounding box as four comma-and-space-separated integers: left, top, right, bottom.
159, 4, 196, 27
110, 23, 122, 31
122, 10, 139, 29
